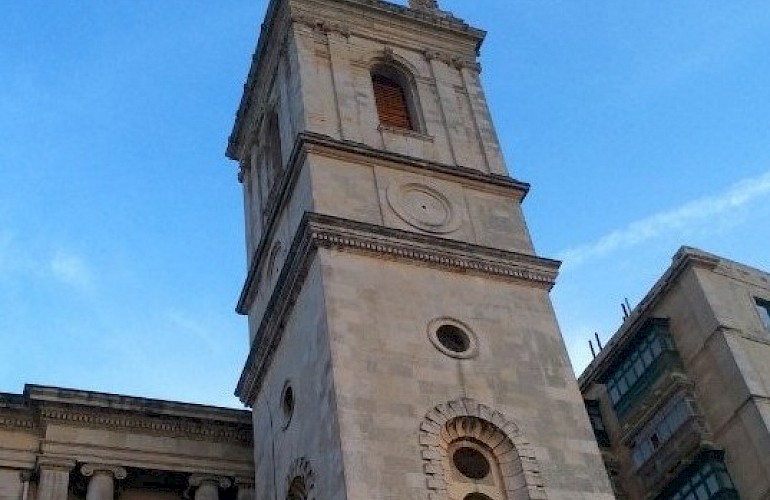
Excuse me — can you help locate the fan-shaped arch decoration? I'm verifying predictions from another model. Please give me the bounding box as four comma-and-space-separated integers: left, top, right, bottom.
286, 457, 316, 500
420, 398, 548, 500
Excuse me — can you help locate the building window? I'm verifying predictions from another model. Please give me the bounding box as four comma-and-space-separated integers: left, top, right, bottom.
453, 447, 491, 480
585, 400, 610, 448
605, 322, 675, 409
427, 318, 478, 359
371, 65, 415, 131
630, 392, 698, 468
281, 381, 295, 430
657, 451, 739, 500
447, 439, 507, 500
755, 297, 770, 330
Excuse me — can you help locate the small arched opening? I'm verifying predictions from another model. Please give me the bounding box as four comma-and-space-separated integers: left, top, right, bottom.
370, 64, 420, 132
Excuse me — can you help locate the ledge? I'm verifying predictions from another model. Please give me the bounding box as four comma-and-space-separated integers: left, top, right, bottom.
235, 131, 532, 315
235, 212, 560, 405
0, 385, 253, 444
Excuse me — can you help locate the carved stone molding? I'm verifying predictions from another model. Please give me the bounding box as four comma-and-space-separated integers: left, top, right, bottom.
236, 131, 532, 316
81, 464, 128, 480
286, 457, 316, 500
38, 406, 252, 445
189, 474, 233, 489
420, 398, 548, 500
36, 457, 76, 472
291, 13, 351, 38
423, 49, 480, 71
310, 217, 559, 286
236, 213, 560, 405
0, 413, 36, 431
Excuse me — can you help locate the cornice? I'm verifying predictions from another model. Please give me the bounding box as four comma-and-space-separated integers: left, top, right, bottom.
310, 214, 559, 286
227, 0, 292, 161
0, 412, 36, 431
236, 132, 532, 316
38, 405, 253, 445
301, 132, 529, 197
235, 212, 560, 405
0, 394, 36, 431
25, 385, 251, 423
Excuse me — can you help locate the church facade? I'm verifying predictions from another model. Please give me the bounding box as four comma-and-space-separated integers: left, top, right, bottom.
229, 0, 613, 499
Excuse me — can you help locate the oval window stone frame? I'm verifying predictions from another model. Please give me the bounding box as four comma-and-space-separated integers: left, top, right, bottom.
428, 318, 479, 359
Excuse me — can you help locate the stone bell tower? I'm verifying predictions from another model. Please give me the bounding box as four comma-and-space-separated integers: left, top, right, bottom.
227, 0, 614, 499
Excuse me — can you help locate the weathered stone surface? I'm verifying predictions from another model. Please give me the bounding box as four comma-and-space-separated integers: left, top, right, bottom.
581, 247, 770, 500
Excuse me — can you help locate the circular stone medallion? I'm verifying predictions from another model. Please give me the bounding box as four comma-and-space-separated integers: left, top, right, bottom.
386, 182, 460, 234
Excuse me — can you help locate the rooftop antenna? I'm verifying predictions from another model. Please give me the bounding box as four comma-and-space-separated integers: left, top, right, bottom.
594, 332, 604, 351
621, 302, 629, 320
589, 339, 596, 359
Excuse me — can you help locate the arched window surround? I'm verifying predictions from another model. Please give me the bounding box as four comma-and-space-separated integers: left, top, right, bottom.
369, 55, 426, 134
420, 398, 549, 500
286, 457, 316, 500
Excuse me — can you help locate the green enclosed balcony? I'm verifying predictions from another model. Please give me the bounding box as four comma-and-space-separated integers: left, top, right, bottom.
601, 318, 685, 421
654, 449, 740, 500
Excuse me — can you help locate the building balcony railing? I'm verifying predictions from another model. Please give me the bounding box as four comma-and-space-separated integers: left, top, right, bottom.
636, 414, 710, 490
652, 448, 740, 500
613, 350, 685, 422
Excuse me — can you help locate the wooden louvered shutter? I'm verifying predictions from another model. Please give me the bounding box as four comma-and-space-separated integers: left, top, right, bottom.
372, 74, 413, 130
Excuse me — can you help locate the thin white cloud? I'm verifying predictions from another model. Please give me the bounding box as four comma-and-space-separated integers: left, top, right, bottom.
559, 170, 770, 270
49, 251, 94, 290
166, 311, 222, 353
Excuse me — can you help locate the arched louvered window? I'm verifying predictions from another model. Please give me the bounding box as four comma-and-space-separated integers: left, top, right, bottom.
371, 66, 415, 131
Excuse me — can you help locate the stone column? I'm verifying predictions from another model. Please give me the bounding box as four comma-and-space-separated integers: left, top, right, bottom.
235, 477, 256, 500
189, 475, 232, 500
81, 464, 127, 500
36, 458, 75, 500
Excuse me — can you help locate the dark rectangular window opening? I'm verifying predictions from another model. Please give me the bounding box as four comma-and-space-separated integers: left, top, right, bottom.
755, 297, 770, 330
585, 400, 611, 448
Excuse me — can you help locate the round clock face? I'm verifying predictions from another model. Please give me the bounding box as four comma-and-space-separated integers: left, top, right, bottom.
387, 181, 460, 234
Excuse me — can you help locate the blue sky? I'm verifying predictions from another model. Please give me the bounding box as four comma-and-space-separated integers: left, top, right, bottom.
1, 1, 769, 408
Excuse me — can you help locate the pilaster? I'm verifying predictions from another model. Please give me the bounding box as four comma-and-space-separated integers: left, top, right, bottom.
36, 458, 75, 500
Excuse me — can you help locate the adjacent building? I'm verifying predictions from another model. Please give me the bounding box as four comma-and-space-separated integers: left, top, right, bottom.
0, 385, 254, 499
580, 247, 770, 499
